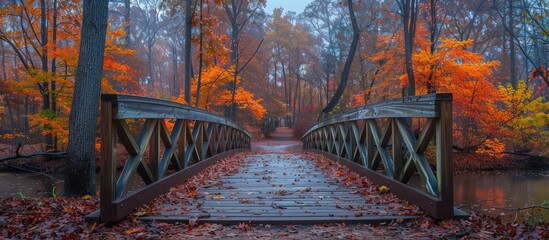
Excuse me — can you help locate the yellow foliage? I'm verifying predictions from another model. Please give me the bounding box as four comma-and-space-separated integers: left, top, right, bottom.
499, 80, 549, 155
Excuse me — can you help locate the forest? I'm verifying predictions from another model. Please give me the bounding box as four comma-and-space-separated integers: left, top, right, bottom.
0, 0, 549, 238
0, 0, 548, 184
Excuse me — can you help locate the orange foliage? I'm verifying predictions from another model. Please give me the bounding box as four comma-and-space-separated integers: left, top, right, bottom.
412, 38, 505, 149
0, 1, 140, 146
173, 66, 266, 120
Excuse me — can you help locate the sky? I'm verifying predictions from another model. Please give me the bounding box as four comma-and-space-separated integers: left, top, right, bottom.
264, 0, 315, 15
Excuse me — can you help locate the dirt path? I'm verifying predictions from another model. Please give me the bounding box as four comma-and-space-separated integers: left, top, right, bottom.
251, 127, 302, 153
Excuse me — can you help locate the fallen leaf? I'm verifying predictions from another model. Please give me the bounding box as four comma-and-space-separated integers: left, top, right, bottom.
378, 185, 389, 193
126, 228, 144, 235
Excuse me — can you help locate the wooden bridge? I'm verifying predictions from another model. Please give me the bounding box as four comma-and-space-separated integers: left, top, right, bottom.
86, 93, 465, 224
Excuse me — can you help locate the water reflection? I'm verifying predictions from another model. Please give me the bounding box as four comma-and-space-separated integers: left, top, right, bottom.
0, 172, 146, 198
454, 170, 549, 223
0, 172, 63, 197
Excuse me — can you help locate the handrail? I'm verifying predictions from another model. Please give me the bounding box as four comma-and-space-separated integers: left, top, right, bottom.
302, 93, 455, 219
89, 94, 251, 222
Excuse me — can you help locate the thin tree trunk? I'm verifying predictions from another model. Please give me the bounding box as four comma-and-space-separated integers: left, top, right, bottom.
399, 0, 418, 97
63, 0, 109, 197
0, 42, 16, 128
40, 0, 53, 151
1, 42, 6, 81
51, 0, 58, 150
124, 0, 131, 47
172, 43, 178, 96
508, 0, 517, 89
427, 0, 437, 93
281, 61, 289, 119
184, 0, 192, 104
228, 21, 239, 120
195, 0, 204, 107
321, 0, 359, 117
147, 41, 154, 88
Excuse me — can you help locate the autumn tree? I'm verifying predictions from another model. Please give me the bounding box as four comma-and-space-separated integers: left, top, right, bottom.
0, 0, 81, 150
220, 0, 265, 119
397, 0, 419, 97
321, 0, 360, 117
63, 0, 110, 196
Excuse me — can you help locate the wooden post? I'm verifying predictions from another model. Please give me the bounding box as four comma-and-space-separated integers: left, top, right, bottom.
365, 121, 374, 168
392, 119, 403, 180
436, 96, 453, 218
99, 99, 116, 222
149, 121, 160, 180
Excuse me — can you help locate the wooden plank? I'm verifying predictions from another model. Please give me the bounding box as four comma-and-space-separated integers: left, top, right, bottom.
87, 149, 248, 223
302, 93, 453, 138
395, 118, 439, 196
159, 119, 184, 178
146, 153, 419, 226
308, 149, 454, 220
101, 94, 251, 138
140, 215, 416, 225
116, 119, 157, 198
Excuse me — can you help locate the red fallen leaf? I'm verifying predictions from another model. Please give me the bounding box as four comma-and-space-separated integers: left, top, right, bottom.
420, 218, 434, 229
304, 187, 312, 192
63, 233, 78, 239
355, 212, 364, 217
188, 190, 198, 197
237, 222, 250, 231
278, 189, 287, 196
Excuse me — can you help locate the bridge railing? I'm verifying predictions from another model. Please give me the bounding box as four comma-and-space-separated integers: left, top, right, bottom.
302, 93, 454, 219
88, 94, 251, 222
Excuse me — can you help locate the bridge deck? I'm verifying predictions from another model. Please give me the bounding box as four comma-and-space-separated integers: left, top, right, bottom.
140, 128, 419, 225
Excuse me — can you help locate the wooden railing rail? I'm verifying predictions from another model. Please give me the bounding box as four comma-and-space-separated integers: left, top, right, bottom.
302, 93, 455, 219
87, 94, 251, 222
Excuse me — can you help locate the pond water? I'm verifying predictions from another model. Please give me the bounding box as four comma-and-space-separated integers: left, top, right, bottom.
1, 169, 548, 223
454, 169, 549, 223
0, 172, 64, 198
0, 172, 145, 198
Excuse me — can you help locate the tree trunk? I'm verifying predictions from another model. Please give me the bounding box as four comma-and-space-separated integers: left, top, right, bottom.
195, 0, 204, 107
51, 0, 58, 150
147, 41, 154, 88
427, 0, 438, 93
1, 42, 6, 81
1, 42, 16, 128
508, 0, 517, 89
171, 43, 178, 96
63, 0, 109, 197
124, 0, 131, 48
40, 0, 53, 151
321, 0, 359, 117
227, 19, 239, 119
184, 0, 192, 104
399, 0, 418, 97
